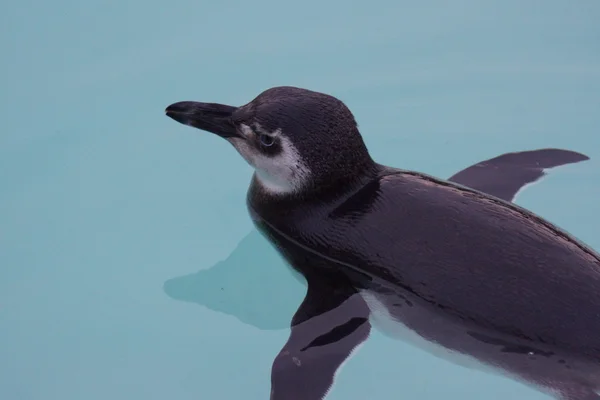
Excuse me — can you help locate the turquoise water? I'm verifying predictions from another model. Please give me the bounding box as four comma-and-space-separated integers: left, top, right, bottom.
2, 1, 600, 399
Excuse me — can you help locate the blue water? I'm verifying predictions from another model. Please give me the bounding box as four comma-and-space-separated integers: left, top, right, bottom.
2, 1, 600, 399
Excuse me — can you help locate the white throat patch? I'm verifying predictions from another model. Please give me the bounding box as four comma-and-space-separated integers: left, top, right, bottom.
228, 123, 311, 195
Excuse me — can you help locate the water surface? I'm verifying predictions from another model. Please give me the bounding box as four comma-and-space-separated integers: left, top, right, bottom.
1, 1, 600, 399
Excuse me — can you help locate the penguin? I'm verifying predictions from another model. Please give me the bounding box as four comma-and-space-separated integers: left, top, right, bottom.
165, 86, 597, 400
163, 148, 590, 331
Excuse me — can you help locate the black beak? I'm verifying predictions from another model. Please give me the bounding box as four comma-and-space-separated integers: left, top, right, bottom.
165, 101, 238, 138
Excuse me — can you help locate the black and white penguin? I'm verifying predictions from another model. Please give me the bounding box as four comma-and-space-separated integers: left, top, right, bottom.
162, 147, 590, 332
165, 86, 597, 400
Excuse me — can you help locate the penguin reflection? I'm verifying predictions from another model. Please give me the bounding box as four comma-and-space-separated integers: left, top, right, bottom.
163, 148, 589, 331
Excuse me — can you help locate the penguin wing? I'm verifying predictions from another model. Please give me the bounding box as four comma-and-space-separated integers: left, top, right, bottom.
270, 268, 371, 400
447, 148, 589, 202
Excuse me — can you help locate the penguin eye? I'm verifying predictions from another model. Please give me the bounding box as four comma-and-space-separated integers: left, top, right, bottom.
259, 134, 275, 147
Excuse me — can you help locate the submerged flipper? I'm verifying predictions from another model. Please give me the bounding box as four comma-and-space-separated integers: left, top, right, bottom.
270, 270, 371, 400
448, 148, 589, 202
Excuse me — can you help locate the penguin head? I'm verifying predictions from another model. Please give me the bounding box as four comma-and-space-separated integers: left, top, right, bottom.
166, 86, 375, 196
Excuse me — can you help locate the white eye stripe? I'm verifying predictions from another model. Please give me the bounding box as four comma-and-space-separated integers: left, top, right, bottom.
254, 123, 281, 138
239, 123, 254, 139
240, 123, 279, 139
230, 124, 310, 196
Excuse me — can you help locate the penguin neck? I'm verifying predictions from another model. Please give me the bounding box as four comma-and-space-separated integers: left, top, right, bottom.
247, 156, 382, 213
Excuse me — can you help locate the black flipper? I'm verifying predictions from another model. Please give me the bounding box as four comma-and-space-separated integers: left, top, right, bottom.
270, 270, 371, 400
447, 148, 589, 202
